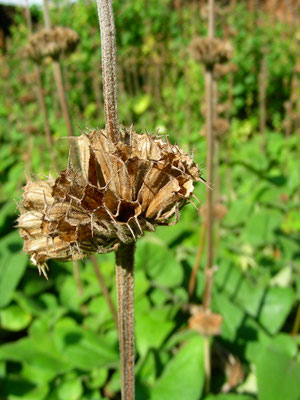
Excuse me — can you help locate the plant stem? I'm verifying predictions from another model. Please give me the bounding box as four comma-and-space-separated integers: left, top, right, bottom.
96, 0, 120, 142
90, 254, 118, 328
96, 2, 135, 398
204, 0, 215, 312
203, 0, 215, 393
188, 223, 206, 297
42, 0, 78, 167
116, 243, 135, 400
25, 0, 58, 171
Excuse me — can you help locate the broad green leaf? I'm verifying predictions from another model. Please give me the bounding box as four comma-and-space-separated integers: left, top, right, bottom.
150, 336, 205, 400
258, 286, 294, 334
135, 241, 183, 287
53, 318, 119, 370
57, 374, 83, 400
135, 308, 175, 356
0, 303, 32, 331
0, 336, 69, 373
0, 231, 27, 308
256, 337, 300, 400
205, 395, 254, 400
242, 209, 282, 247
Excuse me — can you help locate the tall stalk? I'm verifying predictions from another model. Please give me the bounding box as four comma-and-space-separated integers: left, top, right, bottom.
42, 0, 78, 166
203, 0, 215, 393
25, 0, 58, 171
96, 1, 135, 398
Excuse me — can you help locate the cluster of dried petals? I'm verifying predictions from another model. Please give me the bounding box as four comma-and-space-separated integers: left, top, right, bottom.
213, 62, 237, 79
190, 37, 233, 71
18, 129, 203, 275
199, 202, 228, 222
25, 26, 79, 62
201, 118, 230, 138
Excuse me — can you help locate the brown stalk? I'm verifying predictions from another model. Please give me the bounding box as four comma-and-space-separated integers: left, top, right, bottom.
96, 1, 135, 398
90, 254, 118, 328
25, 0, 58, 171
42, 0, 78, 167
115, 243, 135, 400
258, 45, 267, 151
203, 0, 215, 393
96, 0, 120, 142
188, 223, 206, 297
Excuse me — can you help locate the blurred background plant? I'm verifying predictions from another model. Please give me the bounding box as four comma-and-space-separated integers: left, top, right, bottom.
1, 0, 300, 399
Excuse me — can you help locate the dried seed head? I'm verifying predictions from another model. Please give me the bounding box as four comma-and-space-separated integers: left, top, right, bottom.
188, 307, 223, 336
25, 26, 79, 62
213, 62, 237, 79
190, 37, 233, 70
200, 202, 228, 222
18, 129, 203, 272
19, 93, 36, 105
201, 118, 230, 139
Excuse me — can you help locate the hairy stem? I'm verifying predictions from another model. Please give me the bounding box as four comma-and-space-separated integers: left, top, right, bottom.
203, 0, 215, 393
116, 243, 135, 400
42, 0, 78, 167
96, 0, 120, 142
188, 223, 206, 297
90, 254, 118, 328
26, 0, 58, 171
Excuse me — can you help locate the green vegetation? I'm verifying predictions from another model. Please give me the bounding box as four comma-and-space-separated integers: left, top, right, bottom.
1, 1, 300, 399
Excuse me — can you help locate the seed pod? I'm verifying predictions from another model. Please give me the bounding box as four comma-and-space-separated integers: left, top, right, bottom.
18, 129, 203, 275
25, 26, 79, 62
190, 37, 233, 71
213, 62, 237, 79
200, 202, 228, 222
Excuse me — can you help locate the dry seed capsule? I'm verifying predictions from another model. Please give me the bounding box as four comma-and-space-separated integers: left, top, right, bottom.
18, 129, 203, 275
190, 37, 233, 71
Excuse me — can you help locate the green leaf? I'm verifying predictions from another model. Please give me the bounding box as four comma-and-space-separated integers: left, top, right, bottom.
0, 231, 27, 308
150, 336, 205, 400
57, 374, 83, 400
135, 241, 183, 287
135, 308, 175, 357
205, 395, 254, 400
0, 303, 32, 331
258, 286, 294, 334
256, 337, 300, 400
53, 318, 119, 370
133, 95, 151, 115
242, 209, 282, 246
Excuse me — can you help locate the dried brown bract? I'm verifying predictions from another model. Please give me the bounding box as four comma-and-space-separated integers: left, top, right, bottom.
25, 26, 79, 62
213, 62, 237, 79
190, 37, 233, 71
18, 128, 203, 275
188, 306, 223, 336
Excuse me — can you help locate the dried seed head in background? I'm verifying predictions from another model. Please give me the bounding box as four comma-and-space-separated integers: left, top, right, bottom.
18, 129, 203, 275
213, 62, 237, 79
201, 118, 230, 139
200, 202, 228, 222
25, 26, 79, 62
189, 37, 233, 71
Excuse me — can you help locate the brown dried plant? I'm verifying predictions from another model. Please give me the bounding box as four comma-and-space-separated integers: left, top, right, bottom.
25, 26, 79, 63
18, 128, 202, 277
190, 37, 233, 71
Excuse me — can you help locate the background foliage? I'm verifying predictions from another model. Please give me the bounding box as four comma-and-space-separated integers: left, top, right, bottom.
1, 0, 300, 399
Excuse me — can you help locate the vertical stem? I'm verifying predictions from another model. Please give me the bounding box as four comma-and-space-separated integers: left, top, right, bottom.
26, 0, 58, 171
116, 243, 135, 400
188, 223, 206, 297
90, 254, 118, 328
96, 0, 120, 142
259, 46, 267, 151
204, 0, 215, 311
203, 0, 215, 394
42, 0, 78, 167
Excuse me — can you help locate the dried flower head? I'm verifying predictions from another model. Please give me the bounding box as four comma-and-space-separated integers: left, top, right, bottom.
190, 37, 233, 70
19, 93, 36, 105
200, 202, 228, 222
201, 118, 230, 138
25, 26, 79, 62
213, 62, 237, 79
18, 129, 203, 276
